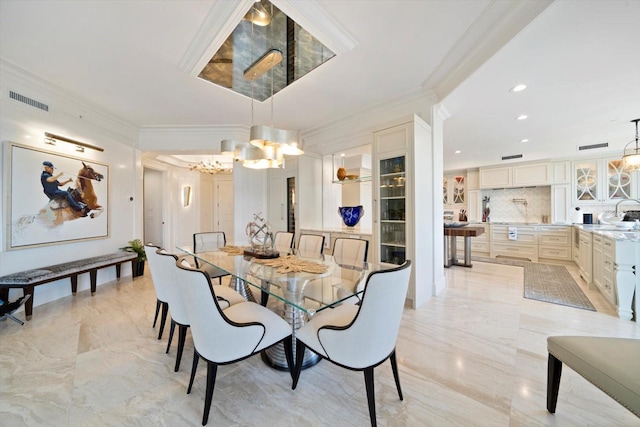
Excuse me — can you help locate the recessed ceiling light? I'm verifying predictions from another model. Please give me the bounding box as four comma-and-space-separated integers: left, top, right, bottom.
510, 84, 527, 92
454, 150, 461, 154
517, 115, 528, 120
520, 139, 529, 143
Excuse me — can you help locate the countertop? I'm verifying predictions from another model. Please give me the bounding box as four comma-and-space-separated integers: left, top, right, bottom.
573, 224, 640, 241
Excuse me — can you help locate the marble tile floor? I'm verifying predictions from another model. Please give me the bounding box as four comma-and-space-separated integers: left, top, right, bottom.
1, 261, 639, 426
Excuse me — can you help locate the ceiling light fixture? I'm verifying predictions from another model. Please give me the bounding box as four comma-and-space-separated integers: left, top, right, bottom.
189, 159, 233, 175
520, 139, 529, 143
243, 48, 282, 82
244, 0, 271, 26
622, 118, 640, 169
510, 84, 527, 92
517, 115, 528, 120
244, 7, 303, 168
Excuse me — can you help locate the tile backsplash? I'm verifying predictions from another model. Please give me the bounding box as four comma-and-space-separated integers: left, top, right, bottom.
484, 187, 550, 223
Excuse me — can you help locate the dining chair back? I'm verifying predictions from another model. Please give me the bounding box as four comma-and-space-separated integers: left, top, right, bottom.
297, 233, 325, 257
147, 247, 192, 372
292, 261, 412, 427
144, 244, 171, 339
192, 232, 229, 285
303, 237, 368, 305
274, 231, 295, 253
193, 231, 226, 252
174, 260, 294, 426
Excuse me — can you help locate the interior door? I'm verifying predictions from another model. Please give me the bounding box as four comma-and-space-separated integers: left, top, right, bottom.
143, 168, 164, 247
215, 178, 234, 241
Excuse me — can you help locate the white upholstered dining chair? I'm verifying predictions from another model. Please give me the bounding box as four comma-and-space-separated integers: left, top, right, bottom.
273, 231, 295, 253
292, 261, 412, 427
304, 237, 369, 305
146, 245, 245, 373
297, 233, 325, 257
193, 232, 230, 285
144, 244, 171, 340
175, 260, 294, 426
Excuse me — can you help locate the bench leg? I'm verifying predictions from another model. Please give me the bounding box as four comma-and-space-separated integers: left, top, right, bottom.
71, 275, 78, 294
116, 263, 122, 279
547, 353, 563, 413
90, 270, 97, 295
24, 286, 34, 321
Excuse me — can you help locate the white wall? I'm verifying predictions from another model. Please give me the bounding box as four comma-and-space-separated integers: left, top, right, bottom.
0, 63, 140, 307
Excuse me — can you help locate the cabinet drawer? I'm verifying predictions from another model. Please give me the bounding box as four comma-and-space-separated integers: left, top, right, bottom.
539, 246, 572, 260
538, 233, 571, 246
491, 226, 537, 244
471, 241, 489, 252
491, 242, 538, 260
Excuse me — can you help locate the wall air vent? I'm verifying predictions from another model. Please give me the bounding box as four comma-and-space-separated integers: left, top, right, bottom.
501, 154, 523, 161
578, 142, 608, 151
9, 90, 49, 112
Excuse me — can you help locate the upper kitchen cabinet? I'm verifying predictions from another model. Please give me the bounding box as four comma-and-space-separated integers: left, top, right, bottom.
443, 173, 465, 207
479, 162, 551, 189
573, 157, 633, 204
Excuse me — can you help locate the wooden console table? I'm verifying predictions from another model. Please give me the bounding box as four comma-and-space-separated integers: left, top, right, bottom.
444, 226, 485, 268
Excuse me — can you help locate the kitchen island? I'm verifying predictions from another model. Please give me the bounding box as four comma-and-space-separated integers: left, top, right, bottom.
444, 226, 485, 268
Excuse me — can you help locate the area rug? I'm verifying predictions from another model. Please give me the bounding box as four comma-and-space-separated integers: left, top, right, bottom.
472, 256, 596, 311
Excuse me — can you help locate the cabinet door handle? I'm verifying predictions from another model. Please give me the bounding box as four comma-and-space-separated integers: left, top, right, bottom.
281, 203, 284, 220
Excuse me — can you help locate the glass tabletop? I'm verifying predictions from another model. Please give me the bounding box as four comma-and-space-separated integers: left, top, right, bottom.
176, 245, 381, 315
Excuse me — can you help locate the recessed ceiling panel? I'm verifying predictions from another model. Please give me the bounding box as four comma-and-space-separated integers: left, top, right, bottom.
198, 0, 335, 102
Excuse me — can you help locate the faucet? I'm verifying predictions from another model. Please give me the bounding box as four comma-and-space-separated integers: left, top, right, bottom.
615, 199, 640, 216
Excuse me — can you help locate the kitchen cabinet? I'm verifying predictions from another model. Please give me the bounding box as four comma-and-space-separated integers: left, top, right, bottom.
578, 229, 593, 285
373, 115, 432, 308
467, 190, 481, 222
479, 162, 551, 189
538, 226, 572, 261
490, 224, 538, 262
443, 173, 465, 207
592, 234, 604, 291
552, 161, 571, 184
573, 157, 633, 203
551, 184, 571, 224
467, 169, 479, 190
479, 167, 512, 189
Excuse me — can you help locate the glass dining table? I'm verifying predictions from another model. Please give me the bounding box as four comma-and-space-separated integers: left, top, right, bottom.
176, 245, 383, 370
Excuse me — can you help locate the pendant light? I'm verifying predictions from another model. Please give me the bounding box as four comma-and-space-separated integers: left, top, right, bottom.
622, 118, 640, 169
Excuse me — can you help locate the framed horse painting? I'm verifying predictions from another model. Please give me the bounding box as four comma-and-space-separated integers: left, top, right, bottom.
7, 142, 109, 249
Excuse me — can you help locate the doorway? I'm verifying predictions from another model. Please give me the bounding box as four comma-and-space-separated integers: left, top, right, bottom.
143, 168, 164, 247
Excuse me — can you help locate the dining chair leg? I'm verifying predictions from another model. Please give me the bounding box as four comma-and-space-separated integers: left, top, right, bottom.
390, 349, 403, 400
202, 361, 218, 426
174, 324, 188, 372
166, 319, 176, 353
187, 351, 200, 394
153, 299, 161, 327
283, 335, 294, 379
158, 301, 169, 340
364, 367, 377, 427
291, 339, 306, 389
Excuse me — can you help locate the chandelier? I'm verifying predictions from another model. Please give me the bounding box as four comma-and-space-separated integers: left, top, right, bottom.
189, 160, 233, 175
622, 118, 640, 170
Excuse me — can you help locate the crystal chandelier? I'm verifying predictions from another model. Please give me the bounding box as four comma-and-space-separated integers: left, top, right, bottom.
189, 160, 233, 175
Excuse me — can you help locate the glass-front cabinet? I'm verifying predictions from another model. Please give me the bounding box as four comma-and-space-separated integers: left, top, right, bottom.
378, 155, 406, 265
574, 157, 633, 203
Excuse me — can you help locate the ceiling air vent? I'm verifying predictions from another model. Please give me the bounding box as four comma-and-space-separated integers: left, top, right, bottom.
578, 142, 608, 151
501, 154, 523, 161
9, 90, 49, 112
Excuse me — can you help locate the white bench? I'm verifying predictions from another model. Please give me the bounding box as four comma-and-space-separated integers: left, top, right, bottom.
0, 252, 137, 321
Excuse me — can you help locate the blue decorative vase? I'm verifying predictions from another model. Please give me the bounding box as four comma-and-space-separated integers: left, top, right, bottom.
338, 205, 364, 227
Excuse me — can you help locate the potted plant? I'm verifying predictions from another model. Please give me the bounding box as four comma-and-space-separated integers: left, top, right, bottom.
122, 239, 147, 277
